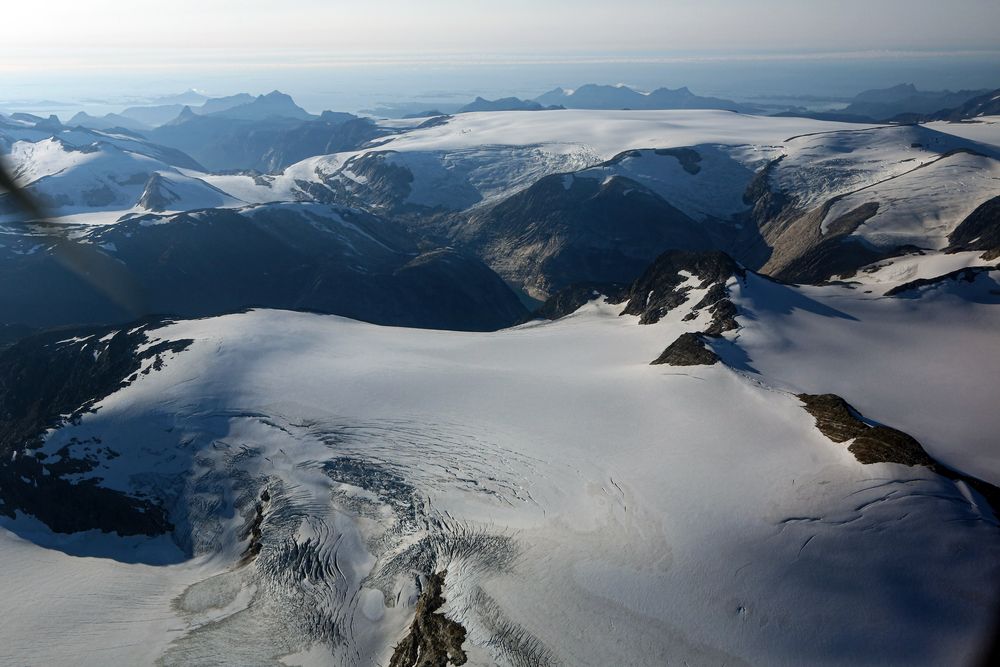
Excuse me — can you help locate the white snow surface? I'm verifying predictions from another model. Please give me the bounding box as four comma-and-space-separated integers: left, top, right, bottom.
288, 110, 882, 212
929, 115, 1000, 149
165, 111, 877, 215
820, 151, 1000, 247
365, 110, 877, 160
2, 275, 998, 665
11, 111, 998, 245
773, 124, 993, 212
838, 250, 997, 290
575, 144, 773, 221
1, 135, 245, 224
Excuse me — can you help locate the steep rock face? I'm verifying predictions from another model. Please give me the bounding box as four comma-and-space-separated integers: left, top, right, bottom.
530, 250, 747, 330
762, 200, 888, 283
137, 172, 175, 211
740, 152, 886, 283
946, 195, 1000, 260
619, 250, 744, 327
0, 204, 528, 332
0, 322, 186, 535
458, 173, 715, 298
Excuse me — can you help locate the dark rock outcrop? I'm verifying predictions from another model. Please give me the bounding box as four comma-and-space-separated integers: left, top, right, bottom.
651, 147, 702, 174
797, 393, 935, 467
798, 393, 1000, 512
390, 571, 467, 667
651, 332, 719, 366
619, 250, 744, 327
0, 321, 187, 535
766, 202, 887, 284
137, 172, 175, 212
946, 195, 1000, 260
239, 488, 271, 566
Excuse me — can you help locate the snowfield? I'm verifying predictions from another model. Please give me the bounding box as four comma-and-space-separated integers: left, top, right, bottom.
3, 109, 881, 222
2, 267, 998, 665
2, 108, 1000, 666
6, 112, 1000, 244
360, 109, 879, 160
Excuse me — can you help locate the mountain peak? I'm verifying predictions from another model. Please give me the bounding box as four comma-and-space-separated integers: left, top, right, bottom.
261, 90, 292, 100
164, 106, 197, 126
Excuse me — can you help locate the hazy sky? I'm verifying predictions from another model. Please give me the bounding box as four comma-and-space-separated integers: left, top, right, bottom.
3, 0, 998, 115
3, 0, 999, 60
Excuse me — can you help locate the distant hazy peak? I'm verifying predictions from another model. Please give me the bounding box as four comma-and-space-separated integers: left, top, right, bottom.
206, 90, 314, 120
534, 83, 757, 112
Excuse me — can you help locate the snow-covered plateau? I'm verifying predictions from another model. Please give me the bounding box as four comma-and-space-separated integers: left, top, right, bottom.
1, 107, 999, 666
2, 259, 999, 665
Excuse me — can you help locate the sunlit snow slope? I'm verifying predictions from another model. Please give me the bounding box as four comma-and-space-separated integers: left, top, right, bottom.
2, 261, 998, 665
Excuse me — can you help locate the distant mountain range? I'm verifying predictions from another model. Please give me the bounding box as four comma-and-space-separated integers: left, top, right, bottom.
843, 83, 988, 119
118, 93, 255, 127
366, 85, 762, 117
534, 84, 762, 113
776, 83, 995, 123
53, 91, 368, 172
917, 87, 1000, 122
147, 110, 384, 173
14, 81, 1000, 182
66, 91, 313, 132
457, 96, 562, 113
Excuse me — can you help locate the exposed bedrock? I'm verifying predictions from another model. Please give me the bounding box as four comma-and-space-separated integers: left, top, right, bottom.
798, 393, 1000, 513
0, 319, 188, 535
946, 194, 1000, 260
390, 571, 468, 667
651, 332, 720, 367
